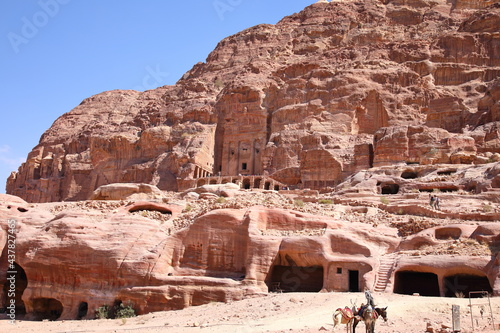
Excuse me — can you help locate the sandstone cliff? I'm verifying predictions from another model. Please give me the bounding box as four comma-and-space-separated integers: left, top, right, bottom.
7, 0, 500, 202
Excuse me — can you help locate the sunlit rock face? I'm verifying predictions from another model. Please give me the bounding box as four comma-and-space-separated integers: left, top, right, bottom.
7, 0, 500, 202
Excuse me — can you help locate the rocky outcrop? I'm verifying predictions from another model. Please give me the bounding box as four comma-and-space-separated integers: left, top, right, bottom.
90, 183, 166, 201
6, 0, 500, 202
0, 198, 402, 320
373, 125, 477, 166
2, 191, 500, 319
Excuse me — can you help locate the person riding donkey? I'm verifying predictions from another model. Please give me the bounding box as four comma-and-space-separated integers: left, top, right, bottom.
358, 290, 375, 318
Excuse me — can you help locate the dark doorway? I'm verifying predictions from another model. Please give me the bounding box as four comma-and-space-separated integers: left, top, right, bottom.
265, 182, 271, 190
394, 271, 440, 296
368, 144, 374, 168
401, 171, 418, 179
31, 298, 63, 321
274, 185, 280, 191
381, 184, 400, 194
269, 265, 324, 292
444, 274, 492, 298
243, 179, 251, 190
2, 262, 27, 315
254, 178, 261, 189
77, 302, 88, 320
349, 270, 360, 292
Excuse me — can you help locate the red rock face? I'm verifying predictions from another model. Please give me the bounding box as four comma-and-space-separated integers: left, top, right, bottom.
0, 199, 401, 320
7, 0, 500, 202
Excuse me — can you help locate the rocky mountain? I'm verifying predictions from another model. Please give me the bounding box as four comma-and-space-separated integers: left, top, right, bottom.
6, 0, 500, 202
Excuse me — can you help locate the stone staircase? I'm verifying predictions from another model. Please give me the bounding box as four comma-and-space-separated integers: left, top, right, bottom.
373, 254, 399, 292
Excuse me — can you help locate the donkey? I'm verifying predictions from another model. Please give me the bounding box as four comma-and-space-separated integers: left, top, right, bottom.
333, 306, 356, 332
352, 305, 387, 333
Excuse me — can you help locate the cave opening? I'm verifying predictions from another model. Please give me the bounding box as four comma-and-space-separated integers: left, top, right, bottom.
437, 170, 456, 176
444, 274, 492, 298
2, 262, 27, 315
268, 265, 324, 292
77, 301, 88, 320
394, 271, 440, 296
381, 184, 400, 195
31, 298, 63, 321
401, 170, 418, 179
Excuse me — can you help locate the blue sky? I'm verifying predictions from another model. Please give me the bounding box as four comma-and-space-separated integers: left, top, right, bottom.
0, 0, 314, 193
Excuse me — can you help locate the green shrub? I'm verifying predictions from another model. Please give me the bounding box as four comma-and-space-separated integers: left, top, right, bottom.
380, 197, 389, 205
216, 197, 226, 204
214, 78, 224, 89
95, 305, 110, 319
318, 199, 333, 205
294, 199, 305, 207
95, 302, 136, 320
115, 303, 136, 319
183, 204, 192, 212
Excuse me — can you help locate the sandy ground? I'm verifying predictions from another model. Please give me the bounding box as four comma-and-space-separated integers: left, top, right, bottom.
2, 292, 500, 333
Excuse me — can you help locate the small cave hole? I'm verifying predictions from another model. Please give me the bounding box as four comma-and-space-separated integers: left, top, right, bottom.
401, 171, 418, 179
17, 207, 28, 213
381, 184, 400, 195
437, 170, 456, 176
77, 302, 88, 320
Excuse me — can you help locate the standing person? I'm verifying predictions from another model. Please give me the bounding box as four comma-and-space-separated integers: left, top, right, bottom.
434, 196, 440, 210
429, 194, 435, 209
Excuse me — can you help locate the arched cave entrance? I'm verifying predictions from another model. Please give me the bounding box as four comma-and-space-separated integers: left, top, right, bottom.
31, 298, 63, 321
381, 184, 400, 195
265, 182, 271, 190
243, 179, 251, 190
77, 301, 88, 320
274, 185, 280, 191
254, 178, 261, 189
444, 274, 492, 298
2, 262, 27, 315
394, 271, 440, 296
210, 179, 217, 185
197, 179, 206, 187
269, 265, 324, 292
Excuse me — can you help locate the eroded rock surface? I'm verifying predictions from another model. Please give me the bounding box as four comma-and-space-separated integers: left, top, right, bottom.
7, 0, 500, 202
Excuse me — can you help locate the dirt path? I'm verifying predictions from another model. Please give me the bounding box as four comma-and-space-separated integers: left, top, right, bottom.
3, 292, 500, 333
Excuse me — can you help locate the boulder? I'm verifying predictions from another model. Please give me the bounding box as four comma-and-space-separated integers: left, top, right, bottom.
90, 183, 165, 201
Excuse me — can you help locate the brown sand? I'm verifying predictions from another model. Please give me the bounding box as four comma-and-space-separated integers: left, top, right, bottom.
2, 292, 500, 333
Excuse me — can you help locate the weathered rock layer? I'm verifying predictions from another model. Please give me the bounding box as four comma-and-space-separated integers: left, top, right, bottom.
6, 0, 500, 202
